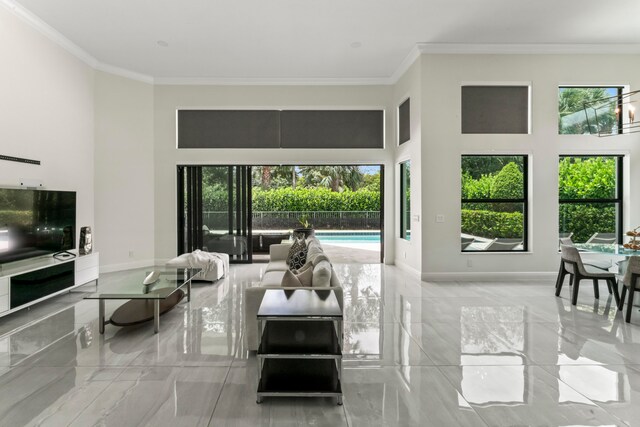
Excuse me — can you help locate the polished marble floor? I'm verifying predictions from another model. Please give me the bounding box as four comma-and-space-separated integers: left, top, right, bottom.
1, 263, 640, 426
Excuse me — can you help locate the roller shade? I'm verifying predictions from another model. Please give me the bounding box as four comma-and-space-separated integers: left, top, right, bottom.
177, 110, 280, 148
398, 98, 410, 144
461, 86, 529, 134
280, 110, 384, 149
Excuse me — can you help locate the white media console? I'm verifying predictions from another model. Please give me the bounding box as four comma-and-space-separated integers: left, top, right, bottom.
0, 251, 99, 317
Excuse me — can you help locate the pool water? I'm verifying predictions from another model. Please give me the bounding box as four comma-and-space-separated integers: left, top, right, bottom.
315, 232, 381, 244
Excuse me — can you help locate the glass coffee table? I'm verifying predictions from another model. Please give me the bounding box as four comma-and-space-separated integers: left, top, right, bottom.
85, 268, 200, 334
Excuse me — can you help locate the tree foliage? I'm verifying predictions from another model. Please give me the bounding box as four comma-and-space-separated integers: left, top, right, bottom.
558, 87, 616, 134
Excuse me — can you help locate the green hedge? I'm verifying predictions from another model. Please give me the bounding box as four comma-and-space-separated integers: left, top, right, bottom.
559, 204, 616, 243
252, 188, 380, 212
461, 209, 523, 239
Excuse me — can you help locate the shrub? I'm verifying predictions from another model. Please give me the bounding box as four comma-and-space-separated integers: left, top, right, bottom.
461, 209, 523, 239
559, 204, 616, 243
559, 157, 616, 200
492, 162, 524, 199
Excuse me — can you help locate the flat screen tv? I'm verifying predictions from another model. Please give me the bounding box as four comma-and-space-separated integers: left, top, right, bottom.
0, 188, 76, 264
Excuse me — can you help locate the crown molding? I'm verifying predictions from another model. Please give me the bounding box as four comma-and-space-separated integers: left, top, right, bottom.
1, 0, 97, 67
154, 76, 391, 86
416, 42, 640, 55
389, 45, 422, 83
95, 62, 155, 84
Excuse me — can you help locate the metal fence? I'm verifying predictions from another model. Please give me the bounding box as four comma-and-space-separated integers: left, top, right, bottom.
203, 211, 380, 230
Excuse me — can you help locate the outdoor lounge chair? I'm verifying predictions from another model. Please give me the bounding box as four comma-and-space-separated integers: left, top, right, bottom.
484, 238, 522, 251
461, 236, 475, 251
586, 232, 617, 244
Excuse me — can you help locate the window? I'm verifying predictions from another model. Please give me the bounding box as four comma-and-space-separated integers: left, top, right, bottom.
558, 87, 623, 135
559, 156, 623, 244
400, 161, 410, 240
461, 155, 528, 252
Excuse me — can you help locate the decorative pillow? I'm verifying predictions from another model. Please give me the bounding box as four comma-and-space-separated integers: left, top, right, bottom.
296, 266, 313, 287
281, 269, 303, 287
286, 237, 307, 265
294, 261, 313, 275
289, 249, 307, 271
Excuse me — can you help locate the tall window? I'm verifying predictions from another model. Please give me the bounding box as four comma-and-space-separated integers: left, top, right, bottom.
461, 155, 528, 252
559, 87, 623, 135
559, 156, 623, 244
400, 161, 411, 240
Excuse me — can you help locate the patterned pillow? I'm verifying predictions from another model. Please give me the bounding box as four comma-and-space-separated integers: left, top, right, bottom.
286, 237, 307, 265
289, 249, 307, 271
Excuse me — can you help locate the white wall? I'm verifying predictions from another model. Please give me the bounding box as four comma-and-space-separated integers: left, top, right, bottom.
94, 71, 155, 271
419, 54, 640, 281
392, 60, 422, 274
152, 84, 394, 262
0, 6, 94, 247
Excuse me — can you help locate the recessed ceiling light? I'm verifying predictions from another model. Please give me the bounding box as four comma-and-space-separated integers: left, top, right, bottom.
157, 40, 169, 47
350, 42, 362, 49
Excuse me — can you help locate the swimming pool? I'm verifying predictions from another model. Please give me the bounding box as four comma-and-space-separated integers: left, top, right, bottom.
315, 231, 381, 244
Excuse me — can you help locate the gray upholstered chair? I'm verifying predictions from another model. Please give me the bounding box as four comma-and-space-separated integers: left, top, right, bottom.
556, 244, 620, 306
618, 256, 640, 323
586, 232, 617, 244
461, 236, 475, 251
484, 238, 522, 251
559, 236, 612, 271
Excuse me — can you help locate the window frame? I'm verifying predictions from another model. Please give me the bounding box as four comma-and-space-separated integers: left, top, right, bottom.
558, 155, 624, 244
461, 154, 529, 252
558, 86, 624, 135
400, 161, 410, 240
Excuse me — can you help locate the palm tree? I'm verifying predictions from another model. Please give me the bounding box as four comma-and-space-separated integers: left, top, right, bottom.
299, 166, 364, 192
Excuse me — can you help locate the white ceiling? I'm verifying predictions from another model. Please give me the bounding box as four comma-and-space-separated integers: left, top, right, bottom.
8, 0, 640, 82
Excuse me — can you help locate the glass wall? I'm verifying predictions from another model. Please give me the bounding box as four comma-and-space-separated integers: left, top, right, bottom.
461, 155, 528, 252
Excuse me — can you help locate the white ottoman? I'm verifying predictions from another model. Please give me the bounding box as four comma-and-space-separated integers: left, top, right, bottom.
166, 251, 229, 282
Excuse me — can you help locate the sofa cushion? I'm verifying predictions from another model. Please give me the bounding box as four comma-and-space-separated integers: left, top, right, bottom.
261, 270, 286, 287
293, 261, 313, 274
312, 260, 332, 287
281, 270, 304, 287
296, 266, 313, 287
265, 260, 288, 272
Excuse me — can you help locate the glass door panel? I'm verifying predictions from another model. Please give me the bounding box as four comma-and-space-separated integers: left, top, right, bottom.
178, 165, 252, 263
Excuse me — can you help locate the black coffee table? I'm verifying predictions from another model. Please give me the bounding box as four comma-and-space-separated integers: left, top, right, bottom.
256, 289, 343, 404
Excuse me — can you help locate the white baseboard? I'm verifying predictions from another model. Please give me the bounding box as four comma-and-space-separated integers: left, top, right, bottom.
421, 271, 558, 282
394, 259, 421, 278
100, 259, 156, 274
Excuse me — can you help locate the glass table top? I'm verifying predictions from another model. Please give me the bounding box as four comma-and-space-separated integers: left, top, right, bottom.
258, 289, 342, 318
84, 268, 200, 300
574, 243, 640, 257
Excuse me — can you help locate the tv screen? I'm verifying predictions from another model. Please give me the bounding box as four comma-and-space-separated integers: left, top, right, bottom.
0, 188, 76, 264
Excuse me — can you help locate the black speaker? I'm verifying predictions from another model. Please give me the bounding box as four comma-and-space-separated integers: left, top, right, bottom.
79, 226, 92, 255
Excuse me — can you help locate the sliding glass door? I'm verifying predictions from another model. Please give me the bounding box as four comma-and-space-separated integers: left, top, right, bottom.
177, 166, 252, 263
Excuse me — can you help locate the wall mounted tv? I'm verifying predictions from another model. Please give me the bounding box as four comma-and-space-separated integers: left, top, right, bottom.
0, 188, 76, 264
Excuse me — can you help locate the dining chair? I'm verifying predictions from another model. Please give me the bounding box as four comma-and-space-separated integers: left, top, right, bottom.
618, 255, 640, 323
559, 236, 612, 271
556, 244, 620, 306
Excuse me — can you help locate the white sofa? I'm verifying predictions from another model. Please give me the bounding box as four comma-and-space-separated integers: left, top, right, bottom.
244, 237, 343, 351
